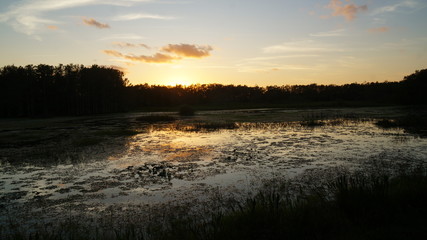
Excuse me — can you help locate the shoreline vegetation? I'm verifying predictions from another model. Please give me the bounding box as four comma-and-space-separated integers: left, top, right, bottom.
0, 64, 426, 118
3, 167, 426, 240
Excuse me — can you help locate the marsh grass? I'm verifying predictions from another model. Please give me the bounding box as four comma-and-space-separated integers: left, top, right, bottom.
180, 122, 238, 132
299, 111, 369, 128
153, 169, 427, 240
3, 169, 427, 239
300, 119, 325, 127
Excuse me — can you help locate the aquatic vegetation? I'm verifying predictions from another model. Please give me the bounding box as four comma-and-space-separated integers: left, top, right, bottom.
376, 114, 427, 128
176, 122, 238, 132
376, 119, 396, 128
375, 114, 427, 137
300, 119, 325, 127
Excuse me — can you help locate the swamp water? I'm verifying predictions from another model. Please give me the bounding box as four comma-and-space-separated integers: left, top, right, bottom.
1, 107, 426, 236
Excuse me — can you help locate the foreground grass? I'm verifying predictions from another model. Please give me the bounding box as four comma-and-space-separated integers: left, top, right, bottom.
156, 170, 427, 240
4, 169, 426, 240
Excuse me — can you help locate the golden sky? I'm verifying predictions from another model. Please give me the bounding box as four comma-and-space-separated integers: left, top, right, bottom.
1, 0, 426, 86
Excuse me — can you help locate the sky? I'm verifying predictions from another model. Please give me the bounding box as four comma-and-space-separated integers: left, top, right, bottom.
1, 0, 426, 86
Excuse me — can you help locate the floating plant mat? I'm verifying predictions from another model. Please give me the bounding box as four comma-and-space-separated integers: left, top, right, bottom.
1, 107, 427, 237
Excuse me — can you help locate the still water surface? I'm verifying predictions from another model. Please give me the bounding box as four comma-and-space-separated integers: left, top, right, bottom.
1, 108, 426, 231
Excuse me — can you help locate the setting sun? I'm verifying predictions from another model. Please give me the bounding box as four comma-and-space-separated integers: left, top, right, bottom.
164, 76, 193, 86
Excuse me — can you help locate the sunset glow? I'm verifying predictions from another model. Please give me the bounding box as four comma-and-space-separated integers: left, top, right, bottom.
164, 76, 193, 87
1, 0, 426, 86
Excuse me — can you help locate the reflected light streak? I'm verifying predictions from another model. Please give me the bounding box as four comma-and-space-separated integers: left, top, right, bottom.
140, 142, 213, 162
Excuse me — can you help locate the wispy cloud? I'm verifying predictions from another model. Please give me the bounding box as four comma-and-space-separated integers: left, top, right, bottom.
326, 0, 368, 21
243, 55, 320, 62
368, 27, 390, 33
112, 42, 150, 49
310, 29, 346, 37
236, 62, 315, 73
237, 54, 321, 73
371, 0, 419, 15
103, 43, 214, 64
0, 0, 155, 38
101, 34, 145, 40
161, 44, 213, 58
241, 38, 356, 73
113, 13, 174, 21
263, 40, 343, 54
82, 18, 110, 29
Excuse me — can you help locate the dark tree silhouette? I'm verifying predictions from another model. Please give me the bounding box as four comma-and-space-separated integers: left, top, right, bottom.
401, 69, 427, 104
0, 65, 425, 118
0, 64, 128, 117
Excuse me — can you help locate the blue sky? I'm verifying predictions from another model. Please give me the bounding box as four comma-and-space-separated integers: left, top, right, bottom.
1, 0, 426, 86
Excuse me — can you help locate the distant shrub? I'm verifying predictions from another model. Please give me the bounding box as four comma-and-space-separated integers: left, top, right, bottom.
300, 120, 325, 127
179, 105, 195, 116
376, 115, 427, 129
375, 119, 396, 128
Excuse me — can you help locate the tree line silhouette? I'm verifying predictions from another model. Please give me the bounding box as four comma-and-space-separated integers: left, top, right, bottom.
0, 64, 426, 117
0, 64, 127, 117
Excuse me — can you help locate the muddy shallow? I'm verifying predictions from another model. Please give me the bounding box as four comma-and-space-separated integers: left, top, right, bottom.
1, 107, 427, 235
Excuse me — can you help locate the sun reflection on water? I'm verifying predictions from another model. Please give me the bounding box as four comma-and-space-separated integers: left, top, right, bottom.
140, 141, 213, 162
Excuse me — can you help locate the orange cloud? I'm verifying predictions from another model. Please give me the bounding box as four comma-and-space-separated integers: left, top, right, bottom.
161, 44, 213, 58
103, 43, 213, 64
327, 0, 367, 21
368, 27, 389, 33
47, 25, 58, 30
112, 42, 150, 49
82, 18, 110, 29
103, 50, 123, 57
103, 50, 178, 63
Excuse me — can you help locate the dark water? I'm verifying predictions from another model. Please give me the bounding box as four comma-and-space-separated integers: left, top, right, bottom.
1, 107, 426, 234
